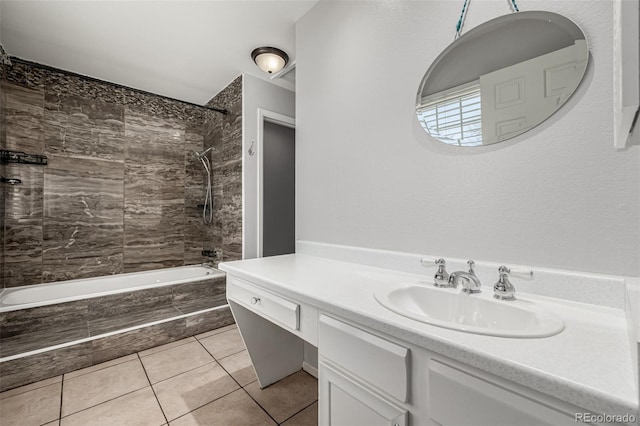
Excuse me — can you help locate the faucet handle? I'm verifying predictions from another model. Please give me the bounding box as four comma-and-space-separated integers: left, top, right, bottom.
433, 259, 451, 287
499, 265, 534, 279
420, 257, 438, 267
467, 260, 476, 275
494, 266, 516, 301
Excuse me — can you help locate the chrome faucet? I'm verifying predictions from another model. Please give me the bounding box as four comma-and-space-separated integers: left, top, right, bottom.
448, 260, 482, 294
202, 260, 216, 269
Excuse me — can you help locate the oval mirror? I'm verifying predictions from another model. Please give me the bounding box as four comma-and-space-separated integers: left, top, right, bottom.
416, 11, 589, 147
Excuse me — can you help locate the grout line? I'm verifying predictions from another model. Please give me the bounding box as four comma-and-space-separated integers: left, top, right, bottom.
193, 335, 243, 365
242, 379, 258, 387
164, 386, 241, 424
214, 347, 246, 361
138, 337, 197, 359
195, 333, 245, 362
242, 369, 316, 426
63, 356, 138, 381
197, 325, 238, 338
193, 324, 237, 341
192, 336, 269, 424
203, 339, 279, 425
149, 359, 217, 386
137, 353, 169, 425
277, 399, 318, 425
201, 342, 242, 388
58, 377, 64, 423
0, 378, 63, 401
239, 387, 279, 425
215, 347, 246, 362
59, 385, 148, 420
196, 337, 313, 425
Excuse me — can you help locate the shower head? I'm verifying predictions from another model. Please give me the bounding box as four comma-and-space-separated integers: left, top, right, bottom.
193, 147, 214, 160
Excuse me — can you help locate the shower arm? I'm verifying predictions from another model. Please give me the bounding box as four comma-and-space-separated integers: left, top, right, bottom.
193, 147, 214, 160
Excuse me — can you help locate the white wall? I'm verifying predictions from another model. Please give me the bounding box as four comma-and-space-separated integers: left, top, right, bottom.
242, 73, 295, 259
296, 0, 640, 276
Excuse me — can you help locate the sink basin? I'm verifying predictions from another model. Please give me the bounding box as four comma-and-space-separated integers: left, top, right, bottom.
374, 285, 564, 338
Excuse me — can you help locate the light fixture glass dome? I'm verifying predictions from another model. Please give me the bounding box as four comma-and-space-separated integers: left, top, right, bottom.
251, 47, 289, 74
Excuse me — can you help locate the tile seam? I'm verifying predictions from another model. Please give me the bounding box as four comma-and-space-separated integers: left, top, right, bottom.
138, 337, 197, 358
57, 377, 63, 424
63, 358, 141, 382
240, 387, 280, 425
278, 399, 318, 425
59, 384, 149, 420
201, 336, 279, 426
0, 378, 62, 401
137, 353, 169, 425
147, 359, 218, 386
159, 385, 240, 423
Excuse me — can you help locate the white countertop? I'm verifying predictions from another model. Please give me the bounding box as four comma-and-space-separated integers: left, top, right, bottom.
219, 253, 638, 416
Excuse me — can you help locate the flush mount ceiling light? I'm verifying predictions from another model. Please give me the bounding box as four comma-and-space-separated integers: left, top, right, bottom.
251, 47, 289, 74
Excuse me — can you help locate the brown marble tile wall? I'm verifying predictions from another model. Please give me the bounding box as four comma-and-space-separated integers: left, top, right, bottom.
1, 82, 45, 287
1, 61, 243, 286
1, 76, 5, 286
123, 108, 186, 272
203, 76, 243, 264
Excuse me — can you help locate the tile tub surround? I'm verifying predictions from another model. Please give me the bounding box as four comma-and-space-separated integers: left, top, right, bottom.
0, 274, 227, 358
0, 325, 319, 426
0, 60, 244, 287
0, 305, 235, 392
0, 272, 233, 392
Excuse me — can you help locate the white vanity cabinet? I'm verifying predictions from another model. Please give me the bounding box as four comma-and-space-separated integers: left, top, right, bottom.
224, 272, 614, 426
318, 315, 410, 426
317, 316, 582, 426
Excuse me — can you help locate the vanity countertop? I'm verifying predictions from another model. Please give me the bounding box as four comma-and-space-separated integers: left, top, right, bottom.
219, 253, 638, 417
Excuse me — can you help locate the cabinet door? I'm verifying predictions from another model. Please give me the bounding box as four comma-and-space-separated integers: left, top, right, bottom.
320, 361, 408, 426
429, 360, 576, 426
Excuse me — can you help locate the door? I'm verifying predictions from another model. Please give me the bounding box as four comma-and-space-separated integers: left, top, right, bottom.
262, 120, 295, 257
480, 40, 587, 142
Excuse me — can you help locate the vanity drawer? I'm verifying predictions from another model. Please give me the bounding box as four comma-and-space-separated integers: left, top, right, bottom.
227, 276, 299, 331
319, 315, 409, 403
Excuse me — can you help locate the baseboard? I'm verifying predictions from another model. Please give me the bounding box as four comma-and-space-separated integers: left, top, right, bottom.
302, 361, 318, 378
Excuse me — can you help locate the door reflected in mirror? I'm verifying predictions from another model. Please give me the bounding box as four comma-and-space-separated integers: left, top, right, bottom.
416, 11, 589, 147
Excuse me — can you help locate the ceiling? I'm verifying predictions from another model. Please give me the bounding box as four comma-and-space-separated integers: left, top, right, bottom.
0, 0, 317, 104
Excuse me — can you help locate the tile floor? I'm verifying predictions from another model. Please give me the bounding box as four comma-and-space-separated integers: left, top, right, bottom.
0, 324, 318, 426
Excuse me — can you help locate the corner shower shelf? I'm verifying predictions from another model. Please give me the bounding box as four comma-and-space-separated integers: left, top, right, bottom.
1, 150, 48, 166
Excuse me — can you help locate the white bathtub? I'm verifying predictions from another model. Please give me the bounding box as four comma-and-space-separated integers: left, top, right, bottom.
0, 265, 224, 313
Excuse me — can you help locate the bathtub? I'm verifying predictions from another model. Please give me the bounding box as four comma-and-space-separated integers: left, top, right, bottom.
0, 265, 235, 392
0, 265, 222, 312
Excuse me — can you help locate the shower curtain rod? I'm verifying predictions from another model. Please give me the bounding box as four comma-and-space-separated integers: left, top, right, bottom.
7, 57, 229, 115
